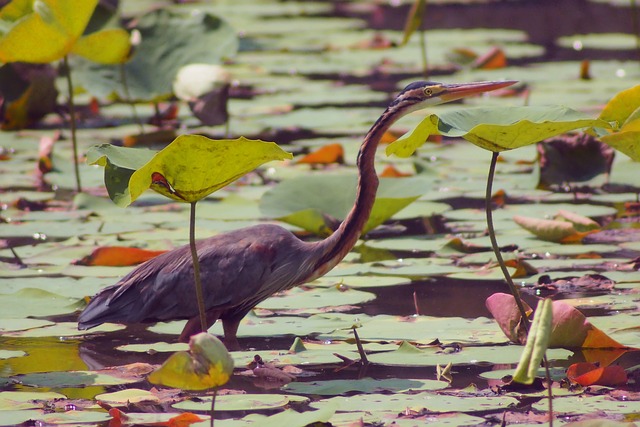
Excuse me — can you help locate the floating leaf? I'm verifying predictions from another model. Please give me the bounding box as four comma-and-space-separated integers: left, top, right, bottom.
513, 215, 596, 243
512, 298, 553, 385
387, 106, 613, 156
148, 333, 234, 390
283, 377, 447, 396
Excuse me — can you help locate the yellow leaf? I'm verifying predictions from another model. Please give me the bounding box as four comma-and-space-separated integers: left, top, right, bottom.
72, 28, 131, 64
129, 135, 293, 204
0, 0, 33, 21
0, 12, 69, 62
599, 83, 640, 129
0, 0, 100, 63
148, 333, 234, 390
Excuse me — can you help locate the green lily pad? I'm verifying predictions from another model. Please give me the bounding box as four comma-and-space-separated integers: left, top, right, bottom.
311, 392, 518, 413
533, 395, 640, 415
366, 341, 572, 366
95, 388, 159, 405
283, 377, 448, 396
0, 391, 66, 411
14, 370, 139, 388
258, 286, 375, 311
173, 393, 308, 412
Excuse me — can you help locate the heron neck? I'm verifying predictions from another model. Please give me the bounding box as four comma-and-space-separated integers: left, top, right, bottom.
309, 108, 397, 277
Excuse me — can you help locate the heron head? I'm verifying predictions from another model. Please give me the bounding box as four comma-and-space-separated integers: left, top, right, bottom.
395, 80, 517, 113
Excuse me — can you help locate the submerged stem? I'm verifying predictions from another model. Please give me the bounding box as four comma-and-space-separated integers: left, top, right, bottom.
189, 201, 208, 334
63, 55, 81, 193
485, 151, 530, 331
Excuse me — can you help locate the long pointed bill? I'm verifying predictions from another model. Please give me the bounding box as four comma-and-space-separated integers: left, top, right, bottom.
439, 80, 517, 102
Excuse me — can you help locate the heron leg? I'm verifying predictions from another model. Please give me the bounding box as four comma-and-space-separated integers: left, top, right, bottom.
178, 310, 221, 343
221, 317, 242, 351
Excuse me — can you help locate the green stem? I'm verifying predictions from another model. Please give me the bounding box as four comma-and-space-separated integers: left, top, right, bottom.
210, 388, 217, 427
189, 201, 208, 334
485, 151, 530, 331
543, 354, 554, 427
63, 55, 81, 193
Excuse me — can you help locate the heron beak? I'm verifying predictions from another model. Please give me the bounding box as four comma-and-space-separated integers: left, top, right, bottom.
439, 80, 517, 102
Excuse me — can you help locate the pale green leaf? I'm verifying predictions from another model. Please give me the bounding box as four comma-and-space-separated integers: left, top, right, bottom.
512, 298, 553, 384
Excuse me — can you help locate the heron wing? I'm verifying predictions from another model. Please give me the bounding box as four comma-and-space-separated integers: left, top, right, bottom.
78, 224, 311, 328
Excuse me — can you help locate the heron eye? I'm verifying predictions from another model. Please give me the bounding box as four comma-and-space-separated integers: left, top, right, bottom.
424, 88, 433, 96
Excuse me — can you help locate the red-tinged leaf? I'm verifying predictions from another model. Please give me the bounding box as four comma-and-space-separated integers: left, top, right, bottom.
297, 143, 344, 165
487, 293, 633, 352
567, 362, 628, 386
380, 164, 412, 177
473, 47, 507, 69
485, 293, 531, 344
74, 247, 167, 267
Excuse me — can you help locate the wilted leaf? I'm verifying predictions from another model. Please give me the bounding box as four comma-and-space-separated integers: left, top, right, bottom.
486, 293, 632, 353
537, 133, 615, 189
566, 362, 628, 386
485, 293, 531, 344
387, 106, 613, 156
513, 215, 580, 242
148, 333, 234, 390
512, 298, 552, 385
